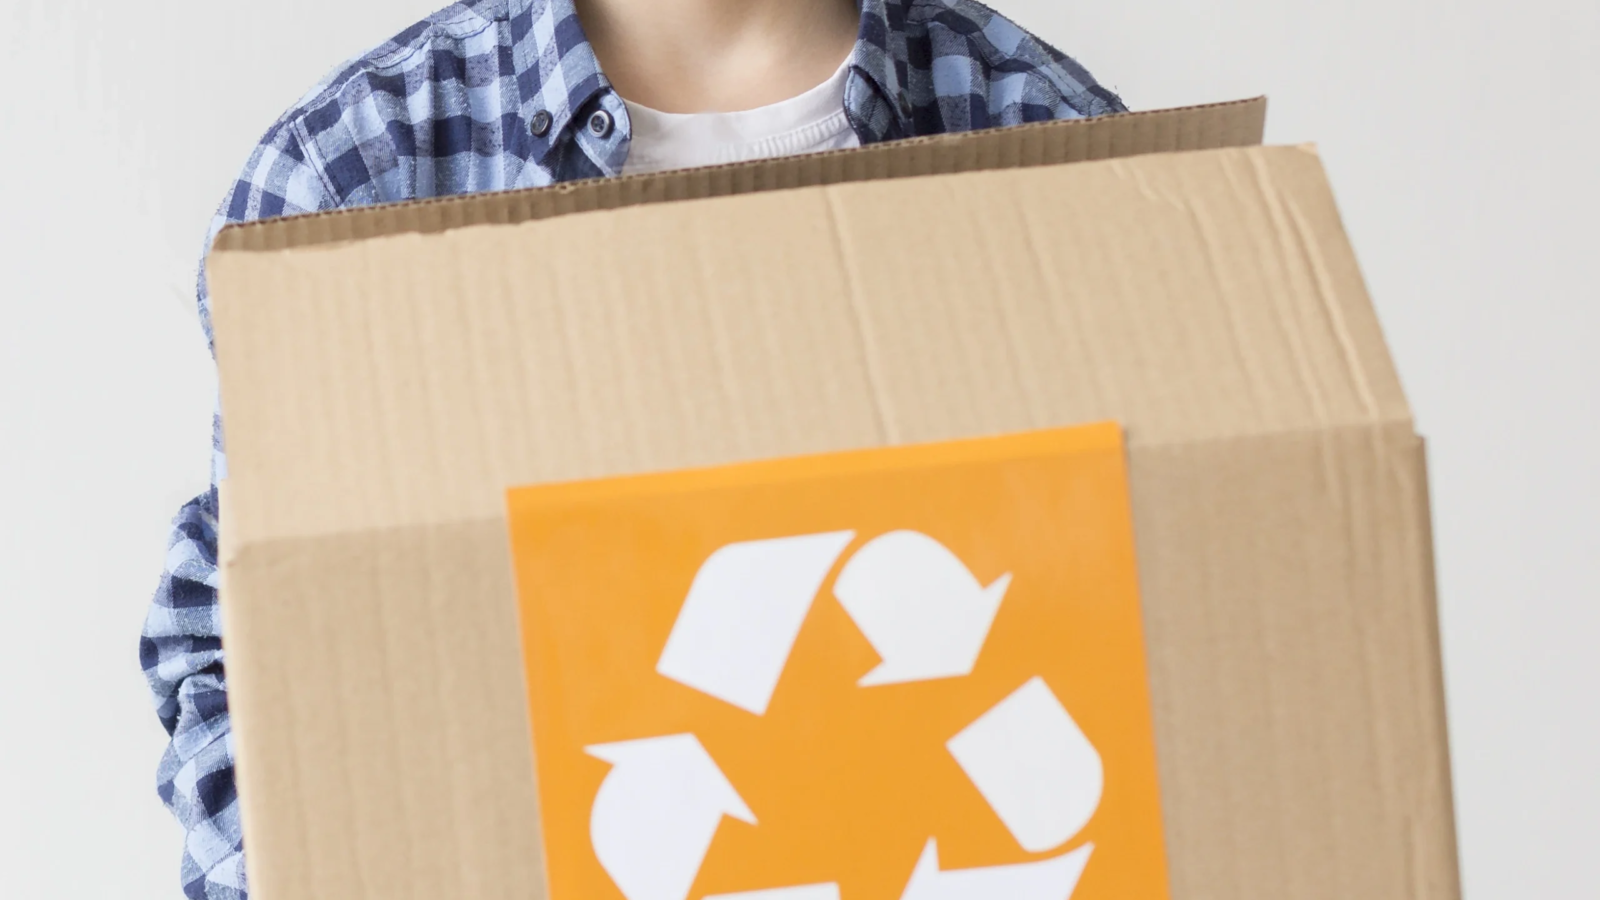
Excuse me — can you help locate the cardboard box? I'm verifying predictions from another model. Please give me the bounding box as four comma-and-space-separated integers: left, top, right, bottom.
208, 97, 1460, 899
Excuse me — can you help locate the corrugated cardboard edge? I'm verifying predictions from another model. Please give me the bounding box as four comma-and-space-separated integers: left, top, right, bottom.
211, 98, 1266, 254
1408, 436, 1465, 896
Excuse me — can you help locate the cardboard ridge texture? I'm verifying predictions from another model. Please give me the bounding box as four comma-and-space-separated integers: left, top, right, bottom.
207, 100, 1460, 900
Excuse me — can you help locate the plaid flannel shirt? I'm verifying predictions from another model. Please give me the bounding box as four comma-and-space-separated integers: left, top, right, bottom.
139, 0, 1124, 896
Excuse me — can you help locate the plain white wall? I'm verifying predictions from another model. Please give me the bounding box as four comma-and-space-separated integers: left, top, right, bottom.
0, 1, 1594, 898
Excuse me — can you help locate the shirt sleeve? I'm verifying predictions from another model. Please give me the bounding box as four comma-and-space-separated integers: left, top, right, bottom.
1038, 41, 1127, 121
140, 121, 333, 900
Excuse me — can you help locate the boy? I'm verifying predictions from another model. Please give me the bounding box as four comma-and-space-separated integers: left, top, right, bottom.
140, 0, 1124, 896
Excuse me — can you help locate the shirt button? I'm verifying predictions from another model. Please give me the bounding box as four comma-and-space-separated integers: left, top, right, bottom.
530, 110, 553, 137
898, 93, 914, 120
587, 109, 615, 139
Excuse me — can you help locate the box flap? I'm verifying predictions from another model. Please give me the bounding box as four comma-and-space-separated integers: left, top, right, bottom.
213, 142, 1407, 546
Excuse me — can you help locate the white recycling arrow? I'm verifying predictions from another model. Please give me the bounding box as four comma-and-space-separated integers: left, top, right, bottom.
946, 677, 1104, 853
833, 530, 1010, 686
586, 734, 757, 900
658, 531, 856, 714
705, 885, 841, 900
899, 839, 1093, 900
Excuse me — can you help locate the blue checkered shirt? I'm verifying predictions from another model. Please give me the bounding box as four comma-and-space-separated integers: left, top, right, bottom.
138, 0, 1123, 896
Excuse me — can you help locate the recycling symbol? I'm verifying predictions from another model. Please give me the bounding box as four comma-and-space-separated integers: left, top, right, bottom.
583, 530, 1105, 900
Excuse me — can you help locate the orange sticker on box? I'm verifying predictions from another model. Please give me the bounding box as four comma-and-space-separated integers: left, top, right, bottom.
506, 422, 1170, 900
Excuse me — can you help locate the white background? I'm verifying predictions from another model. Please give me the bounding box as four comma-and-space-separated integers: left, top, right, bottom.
0, 0, 1594, 897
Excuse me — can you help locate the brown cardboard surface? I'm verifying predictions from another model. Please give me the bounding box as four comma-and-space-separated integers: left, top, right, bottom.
212, 98, 1265, 254
209, 108, 1457, 899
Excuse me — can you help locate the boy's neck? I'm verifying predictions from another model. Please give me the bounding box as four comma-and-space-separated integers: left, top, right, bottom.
574, 0, 861, 113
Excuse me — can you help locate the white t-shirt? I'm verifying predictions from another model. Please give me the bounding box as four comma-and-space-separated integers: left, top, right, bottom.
620, 59, 861, 176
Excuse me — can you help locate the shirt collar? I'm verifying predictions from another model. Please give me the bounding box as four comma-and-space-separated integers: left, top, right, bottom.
509, 0, 916, 168
847, 0, 915, 141
510, 0, 613, 164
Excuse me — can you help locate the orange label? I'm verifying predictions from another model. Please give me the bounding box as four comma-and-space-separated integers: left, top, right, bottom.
506, 423, 1169, 900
